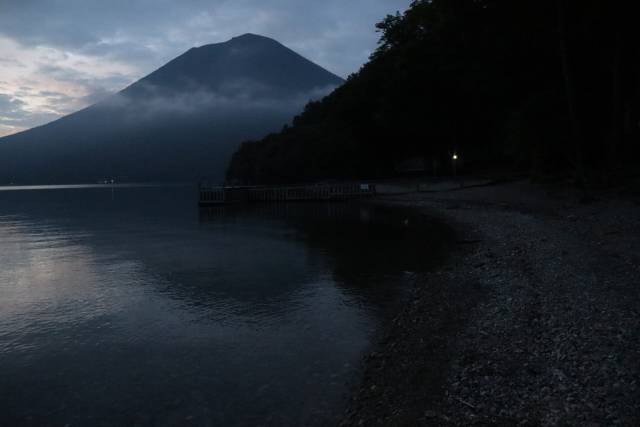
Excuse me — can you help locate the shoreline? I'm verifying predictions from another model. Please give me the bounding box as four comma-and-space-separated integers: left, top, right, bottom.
340, 179, 640, 425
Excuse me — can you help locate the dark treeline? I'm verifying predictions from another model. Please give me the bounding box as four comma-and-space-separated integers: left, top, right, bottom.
227, 0, 640, 186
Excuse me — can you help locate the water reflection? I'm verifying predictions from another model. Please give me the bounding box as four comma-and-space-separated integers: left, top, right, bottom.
0, 187, 449, 426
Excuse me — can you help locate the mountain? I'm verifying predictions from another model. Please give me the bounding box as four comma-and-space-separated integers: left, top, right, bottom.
0, 34, 343, 184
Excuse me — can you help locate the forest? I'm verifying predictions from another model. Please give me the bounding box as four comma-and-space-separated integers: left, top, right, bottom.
226, 0, 640, 186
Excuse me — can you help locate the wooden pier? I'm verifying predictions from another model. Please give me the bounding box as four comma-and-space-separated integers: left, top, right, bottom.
198, 183, 376, 206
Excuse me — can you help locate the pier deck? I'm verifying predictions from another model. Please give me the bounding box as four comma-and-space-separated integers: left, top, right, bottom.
198, 183, 376, 205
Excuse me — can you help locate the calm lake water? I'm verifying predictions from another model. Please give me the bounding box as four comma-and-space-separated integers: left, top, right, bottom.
0, 186, 448, 426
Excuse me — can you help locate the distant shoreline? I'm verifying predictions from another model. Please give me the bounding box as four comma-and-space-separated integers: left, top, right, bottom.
0, 182, 193, 191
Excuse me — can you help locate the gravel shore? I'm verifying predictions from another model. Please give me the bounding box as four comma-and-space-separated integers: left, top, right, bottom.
341, 180, 640, 426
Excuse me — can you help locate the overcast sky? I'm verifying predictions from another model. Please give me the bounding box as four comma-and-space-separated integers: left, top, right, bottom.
0, 0, 410, 137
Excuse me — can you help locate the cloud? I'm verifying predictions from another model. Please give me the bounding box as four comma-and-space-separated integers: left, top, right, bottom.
0, 0, 411, 137
0, 35, 138, 136
0, 94, 27, 117
0, 0, 411, 75
0, 93, 60, 137
101, 80, 340, 125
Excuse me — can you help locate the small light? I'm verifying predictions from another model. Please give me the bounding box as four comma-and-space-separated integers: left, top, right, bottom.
452, 154, 458, 160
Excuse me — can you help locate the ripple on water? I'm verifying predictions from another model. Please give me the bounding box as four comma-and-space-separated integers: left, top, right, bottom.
0, 187, 449, 426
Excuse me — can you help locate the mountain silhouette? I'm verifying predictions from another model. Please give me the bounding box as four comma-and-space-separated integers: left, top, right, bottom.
0, 34, 343, 184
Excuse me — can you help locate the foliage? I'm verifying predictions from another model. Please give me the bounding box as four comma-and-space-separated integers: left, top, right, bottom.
227, 0, 640, 185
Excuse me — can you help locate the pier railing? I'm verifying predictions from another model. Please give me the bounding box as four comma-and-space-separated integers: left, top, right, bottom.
198, 183, 376, 205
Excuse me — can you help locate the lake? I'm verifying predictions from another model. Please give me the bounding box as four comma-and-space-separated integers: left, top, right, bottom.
0, 185, 449, 426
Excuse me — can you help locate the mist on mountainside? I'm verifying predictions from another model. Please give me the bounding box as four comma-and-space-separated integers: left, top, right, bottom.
0, 34, 343, 184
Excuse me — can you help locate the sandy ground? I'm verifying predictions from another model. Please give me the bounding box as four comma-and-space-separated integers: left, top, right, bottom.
340, 179, 640, 426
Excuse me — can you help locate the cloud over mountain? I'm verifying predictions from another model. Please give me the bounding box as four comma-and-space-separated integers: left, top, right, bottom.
0, 34, 343, 184
0, 0, 410, 137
